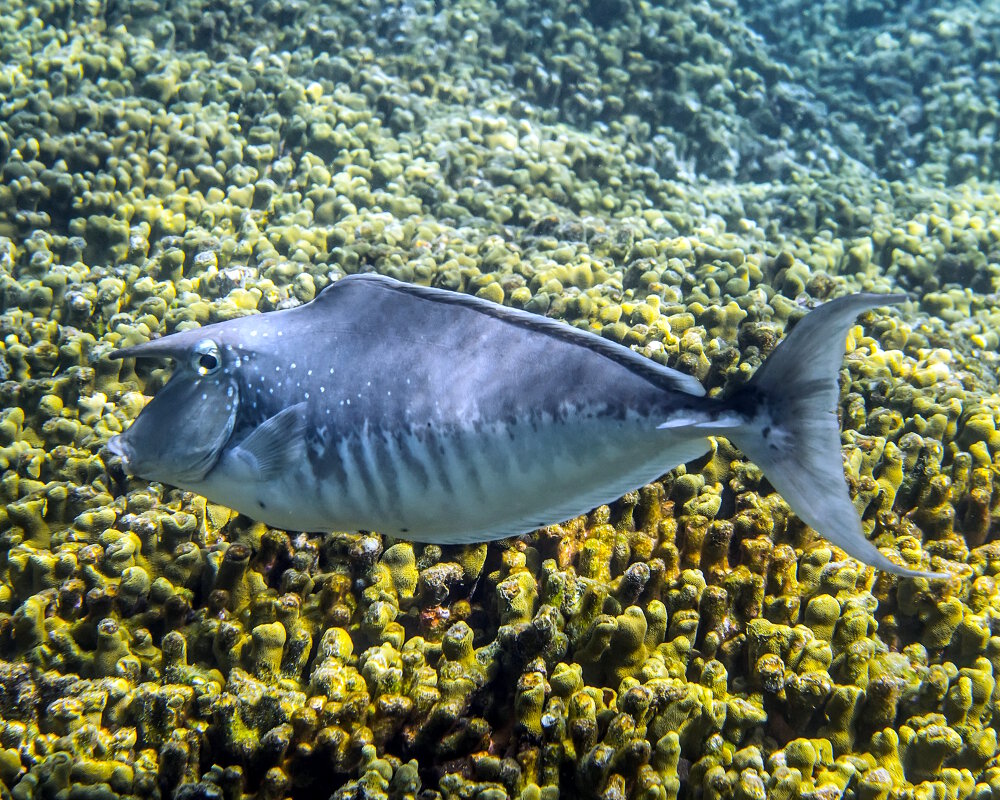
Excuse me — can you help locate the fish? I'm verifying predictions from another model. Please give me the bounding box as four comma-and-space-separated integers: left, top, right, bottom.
106, 273, 944, 579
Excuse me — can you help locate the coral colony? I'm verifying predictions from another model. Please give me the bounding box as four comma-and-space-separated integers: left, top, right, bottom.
1, 0, 999, 797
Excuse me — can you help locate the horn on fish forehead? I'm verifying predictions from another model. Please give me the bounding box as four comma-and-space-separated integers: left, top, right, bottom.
109, 327, 224, 361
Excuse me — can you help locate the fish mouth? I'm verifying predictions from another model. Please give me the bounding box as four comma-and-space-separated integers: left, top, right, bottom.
106, 435, 134, 476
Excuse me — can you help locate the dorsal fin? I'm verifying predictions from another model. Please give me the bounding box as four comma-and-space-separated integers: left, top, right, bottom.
318, 273, 706, 397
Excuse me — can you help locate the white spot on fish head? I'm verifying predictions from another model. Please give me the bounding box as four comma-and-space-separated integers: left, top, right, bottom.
291, 363, 296, 369
320, 386, 325, 393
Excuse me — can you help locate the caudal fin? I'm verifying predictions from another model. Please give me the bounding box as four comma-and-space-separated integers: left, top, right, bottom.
725, 294, 946, 579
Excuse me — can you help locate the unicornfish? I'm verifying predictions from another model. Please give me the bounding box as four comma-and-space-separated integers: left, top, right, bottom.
107, 273, 944, 578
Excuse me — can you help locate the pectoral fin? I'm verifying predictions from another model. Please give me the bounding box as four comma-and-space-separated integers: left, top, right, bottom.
230, 403, 309, 480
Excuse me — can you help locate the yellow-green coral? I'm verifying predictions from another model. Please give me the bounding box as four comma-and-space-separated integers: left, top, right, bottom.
3, 0, 1000, 797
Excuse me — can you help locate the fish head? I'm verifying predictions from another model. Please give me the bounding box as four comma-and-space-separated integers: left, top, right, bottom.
107, 328, 242, 487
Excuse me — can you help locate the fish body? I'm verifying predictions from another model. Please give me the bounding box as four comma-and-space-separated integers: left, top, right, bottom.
108, 274, 942, 578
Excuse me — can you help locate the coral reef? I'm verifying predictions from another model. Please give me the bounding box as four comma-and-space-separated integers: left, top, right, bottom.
740, 0, 1000, 183
2, 0, 1000, 797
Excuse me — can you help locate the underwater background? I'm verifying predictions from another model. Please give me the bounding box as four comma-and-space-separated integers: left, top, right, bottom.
2, 0, 1000, 797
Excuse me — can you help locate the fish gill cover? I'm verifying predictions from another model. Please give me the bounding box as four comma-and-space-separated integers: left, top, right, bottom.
0, 0, 999, 798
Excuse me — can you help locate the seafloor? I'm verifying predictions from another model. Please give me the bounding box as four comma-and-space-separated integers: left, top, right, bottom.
1, 0, 1000, 798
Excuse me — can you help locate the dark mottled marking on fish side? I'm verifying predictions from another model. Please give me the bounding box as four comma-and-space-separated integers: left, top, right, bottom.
351, 434, 383, 515
396, 427, 431, 492
372, 428, 405, 519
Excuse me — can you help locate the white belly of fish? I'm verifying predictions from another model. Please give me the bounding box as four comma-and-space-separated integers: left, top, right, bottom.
198, 411, 710, 542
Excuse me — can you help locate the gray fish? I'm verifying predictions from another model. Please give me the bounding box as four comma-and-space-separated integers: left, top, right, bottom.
107, 274, 944, 579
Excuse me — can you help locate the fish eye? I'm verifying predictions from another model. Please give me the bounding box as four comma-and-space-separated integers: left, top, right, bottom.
191, 340, 221, 376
